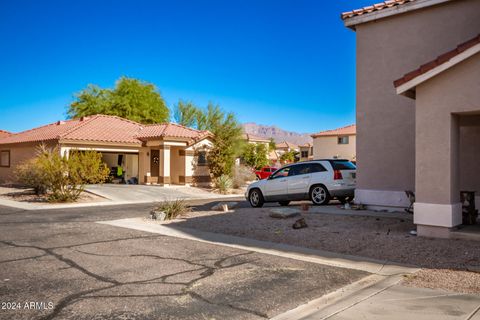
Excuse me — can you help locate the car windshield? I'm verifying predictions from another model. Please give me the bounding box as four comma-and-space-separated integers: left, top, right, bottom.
331, 160, 356, 170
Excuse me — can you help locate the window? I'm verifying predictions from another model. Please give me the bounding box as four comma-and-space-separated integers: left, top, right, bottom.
307, 163, 327, 173
331, 160, 356, 170
288, 164, 311, 176
301, 151, 309, 158
0, 150, 10, 167
338, 136, 349, 144
197, 151, 207, 166
270, 167, 290, 179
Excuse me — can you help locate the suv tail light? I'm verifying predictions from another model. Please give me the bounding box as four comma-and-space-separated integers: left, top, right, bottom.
333, 169, 343, 180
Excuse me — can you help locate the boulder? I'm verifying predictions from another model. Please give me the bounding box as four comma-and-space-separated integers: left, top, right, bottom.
292, 218, 308, 229
211, 202, 239, 211
269, 208, 300, 219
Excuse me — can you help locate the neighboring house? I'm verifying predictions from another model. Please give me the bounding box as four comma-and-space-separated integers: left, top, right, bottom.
275, 141, 299, 163
342, 0, 480, 238
0, 115, 213, 186
299, 143, 314, 162
311, 125, 355, 161
240, 133, 278, 166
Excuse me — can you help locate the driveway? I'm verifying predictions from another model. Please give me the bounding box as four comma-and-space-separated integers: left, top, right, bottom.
85, 184, 239, 202
0, 201, 367, 320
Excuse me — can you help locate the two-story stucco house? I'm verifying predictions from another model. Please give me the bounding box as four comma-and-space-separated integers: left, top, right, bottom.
342, 0, 480, 238
311, 125, 356, 161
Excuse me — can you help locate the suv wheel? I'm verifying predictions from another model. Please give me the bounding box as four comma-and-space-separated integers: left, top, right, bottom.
249, 189, 264, 208
310, 185, 330, 205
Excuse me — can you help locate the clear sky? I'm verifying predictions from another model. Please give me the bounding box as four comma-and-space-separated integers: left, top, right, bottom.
0, 0, 375, 134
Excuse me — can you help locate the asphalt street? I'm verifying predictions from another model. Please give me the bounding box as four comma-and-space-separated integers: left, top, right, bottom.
0, 200, 368, 320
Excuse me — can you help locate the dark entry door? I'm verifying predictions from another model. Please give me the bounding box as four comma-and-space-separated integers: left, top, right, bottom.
150, 150, 160, 177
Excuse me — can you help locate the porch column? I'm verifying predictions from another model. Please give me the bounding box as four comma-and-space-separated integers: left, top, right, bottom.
414, 112, 462, 238
180, 149, 194, 186
159, 145, 170, 185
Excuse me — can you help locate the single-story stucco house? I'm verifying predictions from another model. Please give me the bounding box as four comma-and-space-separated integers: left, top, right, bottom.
0, 114, 213, 186
342, 0, 480, 238
311, 125, 356, 161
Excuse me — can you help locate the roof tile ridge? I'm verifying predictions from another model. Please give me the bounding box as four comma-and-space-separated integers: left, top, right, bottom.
58, 115, 100, 139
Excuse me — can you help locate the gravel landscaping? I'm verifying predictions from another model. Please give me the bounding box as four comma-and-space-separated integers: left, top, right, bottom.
158, 202, 480, 293
0, 186, 106, 204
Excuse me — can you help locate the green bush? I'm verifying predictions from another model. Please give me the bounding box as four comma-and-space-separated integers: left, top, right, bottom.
232, 165, 255, 188
15, 145, 110, 202
152, 199, 190, 220
15, 158, 48, 195
215, 174, 233, 194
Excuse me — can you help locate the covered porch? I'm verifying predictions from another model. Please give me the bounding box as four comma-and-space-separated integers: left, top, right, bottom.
395, 42, 480, 238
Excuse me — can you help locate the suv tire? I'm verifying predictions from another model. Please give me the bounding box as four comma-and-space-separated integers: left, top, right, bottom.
249, 189, 265, 208
310, 185, 330, 205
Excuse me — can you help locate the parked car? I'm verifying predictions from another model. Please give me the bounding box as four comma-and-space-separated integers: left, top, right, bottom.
245, 159, 356, 207
254, 166, 278, 180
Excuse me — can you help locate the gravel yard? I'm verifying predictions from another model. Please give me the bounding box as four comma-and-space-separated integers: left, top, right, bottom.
160, 202, 480, 293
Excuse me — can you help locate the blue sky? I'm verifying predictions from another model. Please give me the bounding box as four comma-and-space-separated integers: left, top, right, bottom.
0, 0, 375, 134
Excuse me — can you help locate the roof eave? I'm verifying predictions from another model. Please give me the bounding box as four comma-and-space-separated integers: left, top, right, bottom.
343, 0, 452, 30
395, 43, 480, 99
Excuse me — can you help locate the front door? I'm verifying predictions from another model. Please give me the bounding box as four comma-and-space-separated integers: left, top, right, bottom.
150, 149, 160, 177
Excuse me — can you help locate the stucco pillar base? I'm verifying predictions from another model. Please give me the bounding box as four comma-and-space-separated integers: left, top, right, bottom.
413, 202, 462, 228
416, 225, 452, 239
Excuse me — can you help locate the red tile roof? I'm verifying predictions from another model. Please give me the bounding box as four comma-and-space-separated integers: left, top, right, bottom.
0, 130, 11, 138
311, 125, 356, 138
341, 0, 416, 20
394, 34, 480, 88
276, 141, 298, 150
0, 115, 211, 146
137, 123, 211, 143
242, 133, 270, 142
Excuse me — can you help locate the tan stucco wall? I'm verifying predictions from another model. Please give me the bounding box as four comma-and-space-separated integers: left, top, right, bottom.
0, 142, 49, 183
312, 135, 356, 161
170, 146, 185, 184
355, 0, 480, 196
415, 53, 480, 205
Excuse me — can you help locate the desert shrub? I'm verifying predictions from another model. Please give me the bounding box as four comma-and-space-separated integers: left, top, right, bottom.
232, 165, 255, 188
15, 145, 109, 202
15, 159, 48, 195
215, 174, 233, 194
152, 199, 190, 220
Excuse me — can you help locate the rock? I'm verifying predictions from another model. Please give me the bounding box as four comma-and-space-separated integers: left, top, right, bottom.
211, 202, 239, 211
292, 218, 308, 229
269, 208, 300, 219
150, 210, 166, 221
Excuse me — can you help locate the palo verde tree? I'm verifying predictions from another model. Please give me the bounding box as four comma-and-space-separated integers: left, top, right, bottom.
242, 143, 269, 170
174, 101, 244, 178
67, 77, 170, 124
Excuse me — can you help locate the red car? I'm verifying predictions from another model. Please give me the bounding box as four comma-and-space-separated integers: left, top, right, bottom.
255, 166, 278, 180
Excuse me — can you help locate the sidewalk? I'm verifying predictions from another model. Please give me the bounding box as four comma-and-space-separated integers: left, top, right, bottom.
0, 185, 242, 210
100, 217, 480, 320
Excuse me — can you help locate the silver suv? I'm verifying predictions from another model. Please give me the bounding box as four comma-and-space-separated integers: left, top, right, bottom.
245, 159, 356, 207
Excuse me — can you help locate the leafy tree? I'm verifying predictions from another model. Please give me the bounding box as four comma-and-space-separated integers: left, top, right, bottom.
242, 143, 268, 170
174, 100, 201, 127
268, 138, 276, 152
280, 150, 298, 164
68, 77, 170, 124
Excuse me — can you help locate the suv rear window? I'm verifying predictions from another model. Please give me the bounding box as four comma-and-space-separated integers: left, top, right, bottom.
331, 160, 356, 170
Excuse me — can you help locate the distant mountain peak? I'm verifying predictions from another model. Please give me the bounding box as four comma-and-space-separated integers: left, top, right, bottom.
242, 122, 313, 146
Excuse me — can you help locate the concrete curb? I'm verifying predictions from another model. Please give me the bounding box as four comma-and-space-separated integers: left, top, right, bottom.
0, 195, 243, 211
98, 217, 420, 276
271, 274, 401, 320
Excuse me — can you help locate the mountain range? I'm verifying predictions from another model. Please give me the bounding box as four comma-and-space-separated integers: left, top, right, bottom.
242, 122, 313, 146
